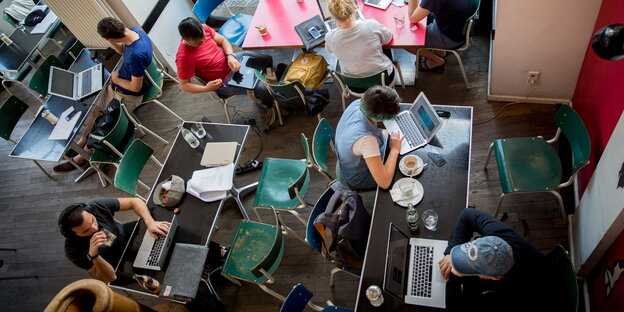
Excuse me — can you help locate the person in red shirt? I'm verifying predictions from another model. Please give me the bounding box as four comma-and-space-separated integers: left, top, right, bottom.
175, 17, 272, 107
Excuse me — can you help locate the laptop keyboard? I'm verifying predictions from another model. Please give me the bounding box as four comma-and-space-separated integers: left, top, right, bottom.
410, 245, 434, 298
146, 234, 165, 266
396, 114, 426, 148
81, 70, 92, 95
366, 0, 382, 5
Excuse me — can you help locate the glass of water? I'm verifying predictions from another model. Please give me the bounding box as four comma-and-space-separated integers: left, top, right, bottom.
393, 11, 405, 28
191, 123, 207, 139
422, 209, 438, 231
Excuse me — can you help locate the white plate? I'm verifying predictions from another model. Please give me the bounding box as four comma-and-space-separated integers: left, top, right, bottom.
392, 178, 424, 207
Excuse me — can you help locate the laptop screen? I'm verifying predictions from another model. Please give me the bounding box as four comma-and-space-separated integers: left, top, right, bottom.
49, 67, 75, 97
410, 93, 440, 139
384, 223, 409, 299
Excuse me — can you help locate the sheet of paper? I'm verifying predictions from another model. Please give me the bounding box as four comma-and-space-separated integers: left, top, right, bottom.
185, 164, 234, 202
30, 11, 57, 34
48, 107, 82, 140
391, 0, 407, 7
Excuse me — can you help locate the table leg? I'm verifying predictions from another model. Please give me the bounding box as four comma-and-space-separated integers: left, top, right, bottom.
228, 181, 258, 220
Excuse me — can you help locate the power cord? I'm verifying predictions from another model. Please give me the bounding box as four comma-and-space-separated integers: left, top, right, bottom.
473, 101, 524, 125
227, 104, 265, 175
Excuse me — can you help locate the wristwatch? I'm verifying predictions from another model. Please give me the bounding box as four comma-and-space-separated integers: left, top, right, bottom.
226, 53, 235, 58
87, 253, 99, 262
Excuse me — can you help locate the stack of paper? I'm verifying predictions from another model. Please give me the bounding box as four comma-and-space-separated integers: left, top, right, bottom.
186, 163, 234, 202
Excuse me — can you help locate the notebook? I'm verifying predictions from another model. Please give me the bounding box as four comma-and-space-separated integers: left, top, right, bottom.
363, 0, 392, 10
316, 0, 364, 31
160, 243, 208, 301
48, 63, 103, 101
225, 56, 259, 90
133, 215, 178, 271
383, 92, 443, 155
200, 142, 237, 167
384, 223, 447, 308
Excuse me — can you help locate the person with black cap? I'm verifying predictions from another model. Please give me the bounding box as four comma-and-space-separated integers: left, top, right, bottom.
438, 208, 556, 311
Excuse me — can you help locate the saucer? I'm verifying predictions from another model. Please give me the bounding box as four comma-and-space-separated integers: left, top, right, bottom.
391, 178, 424, 207
399, 156, 424, 177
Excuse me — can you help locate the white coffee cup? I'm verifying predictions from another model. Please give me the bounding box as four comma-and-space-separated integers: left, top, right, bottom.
399, 155, 423, 176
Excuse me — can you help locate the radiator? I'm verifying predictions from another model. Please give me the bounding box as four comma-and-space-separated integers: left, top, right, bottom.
43, 0, 117, 49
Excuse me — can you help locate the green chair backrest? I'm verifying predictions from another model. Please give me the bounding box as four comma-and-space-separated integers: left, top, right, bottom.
554, 105, 591, 175
334, 69, 390, 90
462, 0, 481, 35
254, 69, 304, 99
250, 208, 284, 278
114, 139, 154, 196
288, 160, 310, 200
313, 118, 334, 175
300, 133, 312, 167
28, 55, 65, 97
143, 57, 162, 102
66, 40, 85, 60
3, 12, 17, 27
547, 245, 578, 312
89, 103, 135, 163
0, 96, 29, 141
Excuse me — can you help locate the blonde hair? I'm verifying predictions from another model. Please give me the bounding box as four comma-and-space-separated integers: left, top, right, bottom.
328, 0, 356, 22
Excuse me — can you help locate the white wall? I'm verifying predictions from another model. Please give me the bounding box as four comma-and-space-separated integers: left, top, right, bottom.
489, 0, 602, 102
573, 111, 624, 276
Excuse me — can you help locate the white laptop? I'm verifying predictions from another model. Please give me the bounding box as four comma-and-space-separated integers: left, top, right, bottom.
363, 0, 392, 10
48, 63, 103, 101
384, 223, 447, 309
316, 0, 364, 31
133, 215, 178, 271
383, 92, 443, 155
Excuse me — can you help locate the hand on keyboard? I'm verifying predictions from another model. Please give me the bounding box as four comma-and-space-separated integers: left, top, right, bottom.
147, 220, 171, 239
439, 254, 452, 280
389, 132, 405, 153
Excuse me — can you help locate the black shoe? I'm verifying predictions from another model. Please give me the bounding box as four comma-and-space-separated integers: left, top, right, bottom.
53, 161, 86, 174
65, 149, 78, 158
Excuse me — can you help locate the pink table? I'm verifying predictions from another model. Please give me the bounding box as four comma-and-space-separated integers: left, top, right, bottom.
242, 0, 426, 49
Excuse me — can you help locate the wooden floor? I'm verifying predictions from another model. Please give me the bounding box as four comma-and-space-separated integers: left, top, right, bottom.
0, 32, 569, 311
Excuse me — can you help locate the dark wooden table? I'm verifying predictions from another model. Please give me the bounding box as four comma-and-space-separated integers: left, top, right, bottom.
355, 105, 473, 311
9, 49, 109, 162
109, 122, 250, 299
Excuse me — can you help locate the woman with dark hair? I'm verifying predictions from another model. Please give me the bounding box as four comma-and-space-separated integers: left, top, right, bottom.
335, 86, 403, 190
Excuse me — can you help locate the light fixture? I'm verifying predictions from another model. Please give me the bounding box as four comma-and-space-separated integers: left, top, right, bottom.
591, 24, 624, 61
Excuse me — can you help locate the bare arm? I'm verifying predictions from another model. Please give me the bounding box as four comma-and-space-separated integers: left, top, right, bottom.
363, 132, 403, 189
118, 198, 170, 238
111, 71, 144, 93
213, 33, 240, 72
178, 78, 223, 93
86, 231, 116, 283
408, 0, 430, 23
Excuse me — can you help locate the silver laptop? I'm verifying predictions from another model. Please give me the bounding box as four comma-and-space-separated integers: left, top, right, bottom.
133, 215, 178, 271
363, 0, 392, 10
48, 63, 103, 101
384, 223, 447, 309
383, 92, 443, 155
316, 0, 364, 31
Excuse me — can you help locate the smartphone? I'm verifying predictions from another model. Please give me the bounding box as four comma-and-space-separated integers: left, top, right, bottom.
308, 27, 322, 39
428, 151, 447, 167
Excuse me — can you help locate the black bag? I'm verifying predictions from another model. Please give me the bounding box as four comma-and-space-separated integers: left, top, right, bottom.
303, 87, 329, 117
85, 99, 128, 158
314, 180, 371, 269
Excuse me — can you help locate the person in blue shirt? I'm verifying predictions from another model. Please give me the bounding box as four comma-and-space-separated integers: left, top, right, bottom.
53, 17, 153, 174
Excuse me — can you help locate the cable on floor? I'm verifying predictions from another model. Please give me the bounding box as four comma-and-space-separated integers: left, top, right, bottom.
473, 101, 524, 125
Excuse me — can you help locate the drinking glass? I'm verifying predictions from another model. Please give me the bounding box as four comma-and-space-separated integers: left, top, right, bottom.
366, 285, 384, 307
399, 179, 415, 199
393, 11, 405, 28
191, 123, 207, 139
101, 228, 116, 247
422, 209, 439, 231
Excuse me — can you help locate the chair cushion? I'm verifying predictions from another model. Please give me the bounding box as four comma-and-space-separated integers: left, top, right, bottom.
493, 137, 562, 194
218, 14, 252, 46
221, 220, 284, 284
253, 158, 309, 209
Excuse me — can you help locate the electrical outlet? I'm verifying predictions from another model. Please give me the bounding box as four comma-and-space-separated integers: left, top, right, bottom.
528, 71, 540, 85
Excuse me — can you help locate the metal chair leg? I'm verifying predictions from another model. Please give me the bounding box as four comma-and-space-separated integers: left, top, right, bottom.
393, 62, 406, 90
550, 190, 566, 220
494, 193, 506, 218
257, 284, 286, 302
151, 99, 183, 123
451, 50, 469, 89
223, 98, 232, 124
274, 101, 284, 126
483, 142, 494, 170
74, 166, 96, 183
229, 181, 257, 220
32, 160, 55, 180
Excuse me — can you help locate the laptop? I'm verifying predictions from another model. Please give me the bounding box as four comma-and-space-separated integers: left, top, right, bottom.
384, 223, 447, 309
363, 0, 392, 10
132, 215, 179, 271
316, 0, 364, 31
383, 92, 443, 155
160, 243, 208, 301
48, 63, 103, 101
225, 56, 259, 90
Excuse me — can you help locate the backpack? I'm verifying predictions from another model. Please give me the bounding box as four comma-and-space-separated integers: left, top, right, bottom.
314, 180, 371, 269
283, 52, 330, 90
85, 99, 132, 158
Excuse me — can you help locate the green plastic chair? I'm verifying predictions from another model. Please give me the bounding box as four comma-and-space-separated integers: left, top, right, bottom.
312, 118, 335, 181
28, 55, 65, 98
87, 103, 136, 185
0, 96, 52, 178
113, 139, 163, 201
547, 245, 578, 312
484, 105, 591, 219
254, 69, 309, 127
331, 67, 399, 111
3, 12, 18, 27
221, 208, 287, 302
141, 56, 183, 124
252, 134, 311, 241
415, 0, 480, 89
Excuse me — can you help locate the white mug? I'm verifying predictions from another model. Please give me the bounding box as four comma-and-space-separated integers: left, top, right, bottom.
399, 155, 422, 176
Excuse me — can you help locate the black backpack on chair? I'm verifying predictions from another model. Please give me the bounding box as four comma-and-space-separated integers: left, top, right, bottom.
85, 99, 132, 158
